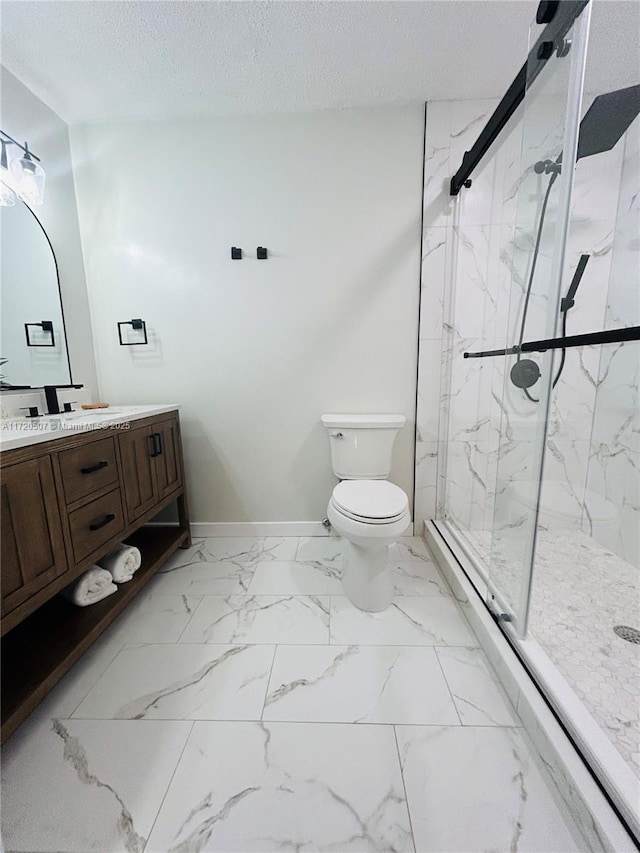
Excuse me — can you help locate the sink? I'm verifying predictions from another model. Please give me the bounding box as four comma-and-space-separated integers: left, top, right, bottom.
59, 407, 125, 420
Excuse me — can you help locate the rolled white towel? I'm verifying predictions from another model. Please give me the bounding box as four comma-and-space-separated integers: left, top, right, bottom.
62, 567, 117, 607
98, 542, 142, 583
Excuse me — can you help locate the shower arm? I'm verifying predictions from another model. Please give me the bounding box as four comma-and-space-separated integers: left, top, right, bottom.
463, 325, 640, 359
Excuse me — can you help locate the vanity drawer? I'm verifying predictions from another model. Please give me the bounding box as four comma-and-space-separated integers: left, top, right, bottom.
68, 488, 125, 564
59, 437, 118, 504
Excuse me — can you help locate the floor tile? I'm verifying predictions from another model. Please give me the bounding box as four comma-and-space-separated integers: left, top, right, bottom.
436, 646, 520, 726
158, 538, 209, 570
197, 537, 299, 563
296, 536, 344, 567
390, 536, 433, 562
145, 721, 413, 852
30, 622, 129, 719
179, 595, 330, 644
263, 644, 459, 725
106, 590, 201, 643
35, 593, 203, 719
390, 560, 452, 596
396, 725, 581, 852
1, 717, 191, 853
150, 559, 255, 595
330, 596, 478, 646
247, 561, 343, 595
73, 644, 275, 720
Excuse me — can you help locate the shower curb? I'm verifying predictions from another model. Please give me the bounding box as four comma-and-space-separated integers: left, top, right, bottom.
424, 519, 637, 853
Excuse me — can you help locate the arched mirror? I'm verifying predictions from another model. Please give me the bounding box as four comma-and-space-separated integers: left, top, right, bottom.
1, 200, 71, 388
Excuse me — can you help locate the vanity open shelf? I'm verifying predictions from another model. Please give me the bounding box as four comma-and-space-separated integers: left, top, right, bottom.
1, 525, 187, 741
0, 406, 191, 742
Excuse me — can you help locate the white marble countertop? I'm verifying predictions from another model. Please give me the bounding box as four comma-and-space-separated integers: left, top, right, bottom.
0, 404, 180, 453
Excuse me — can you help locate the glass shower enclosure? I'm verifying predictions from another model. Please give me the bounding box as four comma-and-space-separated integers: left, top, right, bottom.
438, 1, 639, 837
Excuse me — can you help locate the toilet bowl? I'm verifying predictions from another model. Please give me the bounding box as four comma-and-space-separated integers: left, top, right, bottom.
321, 414, 410, 612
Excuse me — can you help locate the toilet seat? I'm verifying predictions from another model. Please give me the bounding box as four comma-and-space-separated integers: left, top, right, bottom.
331, 480, 409, 524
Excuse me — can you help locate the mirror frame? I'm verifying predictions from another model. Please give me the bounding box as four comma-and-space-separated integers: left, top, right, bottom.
1, 199, 74, 390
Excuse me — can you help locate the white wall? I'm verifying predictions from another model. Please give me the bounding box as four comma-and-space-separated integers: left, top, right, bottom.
71, 106, 424, 524
0, 67, 97, 394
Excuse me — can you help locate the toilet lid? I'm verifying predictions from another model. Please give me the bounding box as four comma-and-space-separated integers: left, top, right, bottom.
332, 480, 408, 521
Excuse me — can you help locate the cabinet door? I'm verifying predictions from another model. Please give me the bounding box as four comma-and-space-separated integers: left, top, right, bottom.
1, 456, 68, 616
153, 416, 183, 500
118, 426, 157, 523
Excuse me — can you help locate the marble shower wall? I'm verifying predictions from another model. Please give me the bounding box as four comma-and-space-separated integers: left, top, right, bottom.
584, 120, 640, 566
415, 97, 638, 569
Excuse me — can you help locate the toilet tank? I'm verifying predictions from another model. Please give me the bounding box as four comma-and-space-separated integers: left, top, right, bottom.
321, 414, 406, 479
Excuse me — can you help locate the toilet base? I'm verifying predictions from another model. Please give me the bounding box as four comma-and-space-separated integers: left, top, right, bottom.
342, 541, 394, 612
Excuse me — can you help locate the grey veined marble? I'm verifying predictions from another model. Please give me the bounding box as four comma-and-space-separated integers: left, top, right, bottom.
146, 721, 414, 853
1, 536, 586, 852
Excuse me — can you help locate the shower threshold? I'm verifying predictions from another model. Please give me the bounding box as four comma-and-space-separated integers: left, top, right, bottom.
427, 519, 640, 847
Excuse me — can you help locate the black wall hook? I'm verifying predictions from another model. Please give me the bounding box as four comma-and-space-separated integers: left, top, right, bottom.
257, 247, 268, 260
231, 247, 242, 260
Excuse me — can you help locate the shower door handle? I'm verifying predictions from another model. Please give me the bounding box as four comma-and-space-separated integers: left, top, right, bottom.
464, 325, 640, 359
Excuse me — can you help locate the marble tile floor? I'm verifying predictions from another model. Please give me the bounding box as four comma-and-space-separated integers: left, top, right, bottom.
2, 536, 585, 852
466, 526, 640, 780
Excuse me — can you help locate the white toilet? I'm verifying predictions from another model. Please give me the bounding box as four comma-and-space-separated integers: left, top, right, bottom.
321, 414, 411, 612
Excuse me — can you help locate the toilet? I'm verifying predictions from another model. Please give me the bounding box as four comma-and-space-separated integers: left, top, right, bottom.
321, 413, 411, 612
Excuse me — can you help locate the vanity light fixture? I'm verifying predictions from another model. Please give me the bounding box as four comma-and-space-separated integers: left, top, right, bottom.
0, 140, 16, 206
11, 143, 46, 206
0, 131, 46, 206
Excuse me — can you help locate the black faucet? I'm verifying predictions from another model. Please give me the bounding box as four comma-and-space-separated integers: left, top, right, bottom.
43, 384, 84, 415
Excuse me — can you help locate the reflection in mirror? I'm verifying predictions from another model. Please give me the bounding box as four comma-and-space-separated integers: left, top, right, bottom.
0, 199, 71, 388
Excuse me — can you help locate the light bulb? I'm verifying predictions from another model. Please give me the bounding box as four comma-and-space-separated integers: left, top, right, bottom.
10, 146, 45, 206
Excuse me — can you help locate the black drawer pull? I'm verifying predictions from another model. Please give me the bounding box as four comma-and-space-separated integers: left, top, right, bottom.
149, 432, 163, 457
81, 460, 109, 475
89, 513, 115, 531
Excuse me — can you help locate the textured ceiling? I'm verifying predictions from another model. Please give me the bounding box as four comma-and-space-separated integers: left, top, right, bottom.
1, 1, 637, 124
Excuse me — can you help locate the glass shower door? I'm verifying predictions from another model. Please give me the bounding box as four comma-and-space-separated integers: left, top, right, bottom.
486, 6, 592, 634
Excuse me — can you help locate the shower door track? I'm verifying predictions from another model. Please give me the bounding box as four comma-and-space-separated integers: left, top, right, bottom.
450, 0, 589, 195
432, 518, 640, 842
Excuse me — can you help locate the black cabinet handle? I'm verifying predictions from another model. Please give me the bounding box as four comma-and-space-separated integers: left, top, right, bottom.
148, 433, 163, 458
89, 513, 115, 531
81, 460, 108, 475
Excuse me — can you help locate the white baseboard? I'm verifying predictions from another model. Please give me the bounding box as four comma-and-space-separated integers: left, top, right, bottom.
189, 521, 333, 538
190, 519, 416, 538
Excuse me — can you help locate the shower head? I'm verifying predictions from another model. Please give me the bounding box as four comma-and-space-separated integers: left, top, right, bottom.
577, 84, 640, 160
534, 84, 640, 175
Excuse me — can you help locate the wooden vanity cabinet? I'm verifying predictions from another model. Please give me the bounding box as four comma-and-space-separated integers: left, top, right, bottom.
153, 415, 182, 499
119, 425, 159, 522
0, 456, 68, 616
119, 414, 182, 522
0, 409, 191, 743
